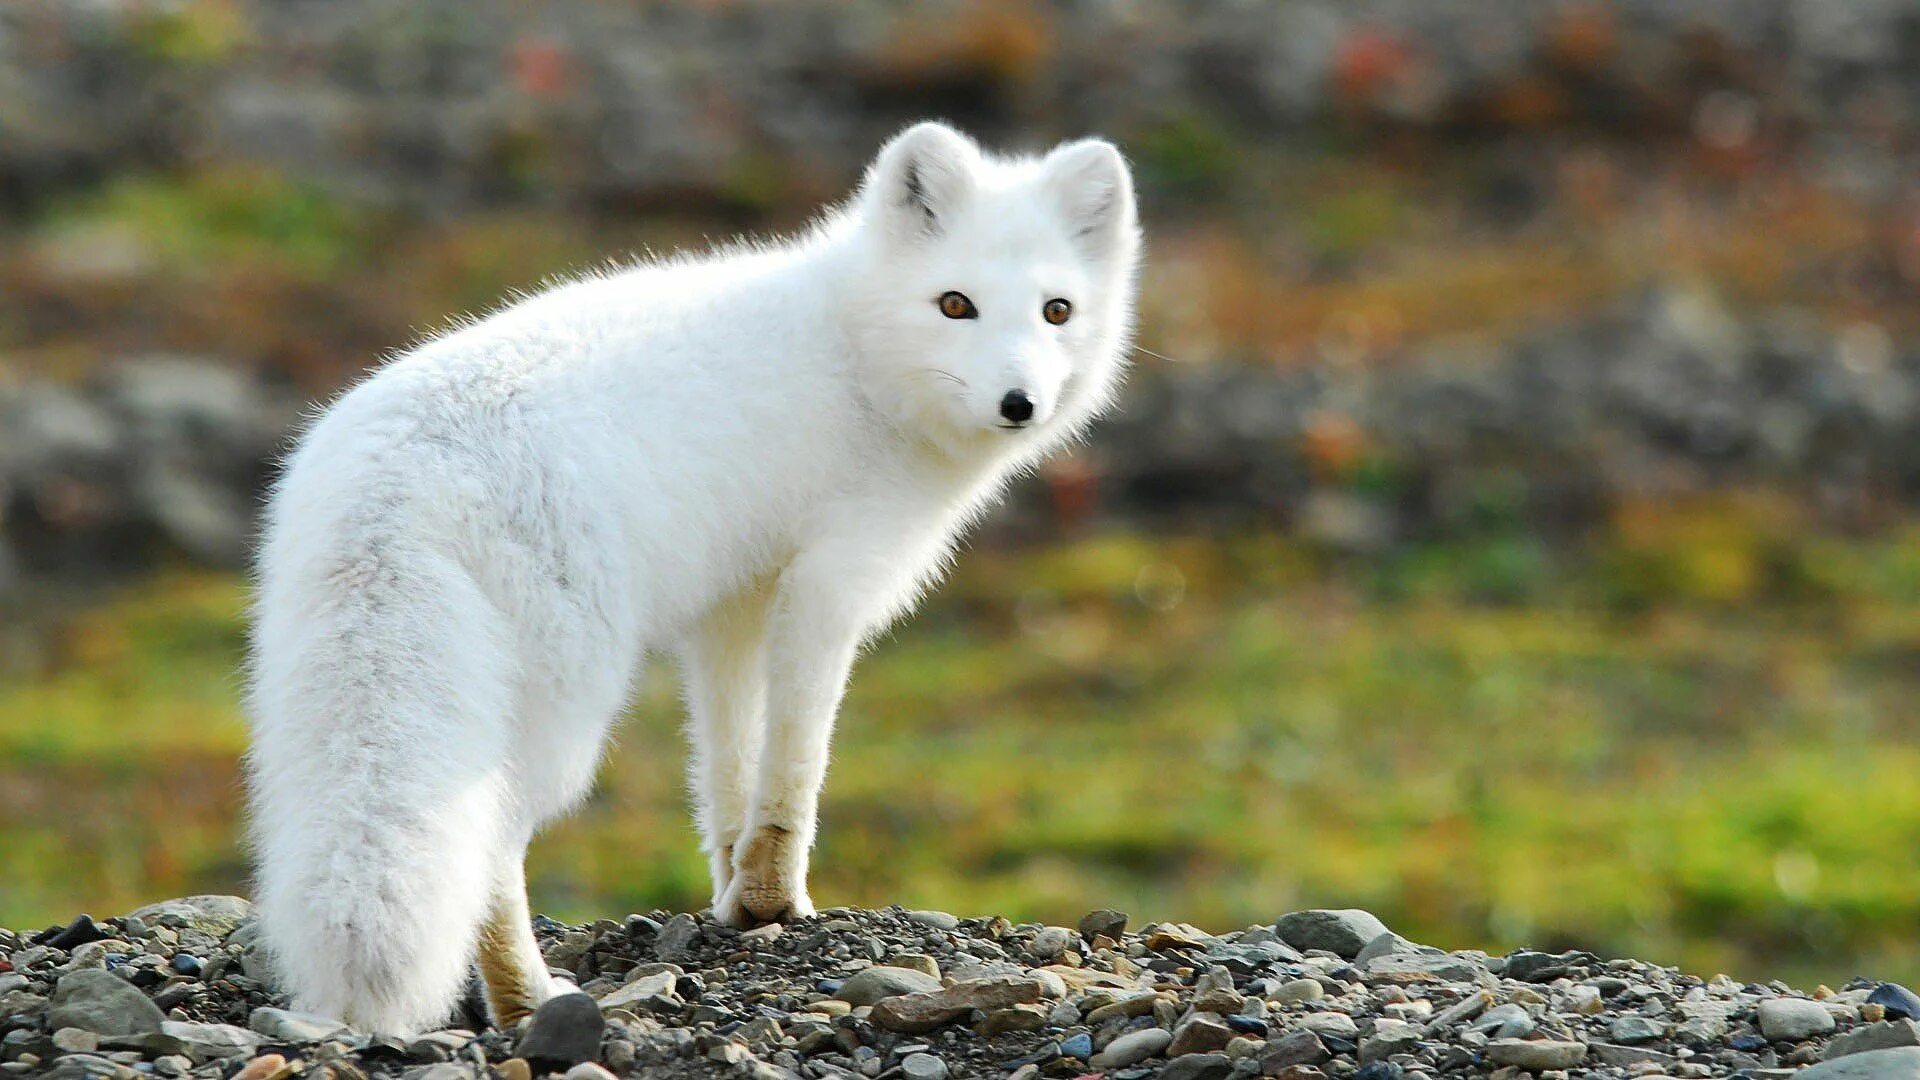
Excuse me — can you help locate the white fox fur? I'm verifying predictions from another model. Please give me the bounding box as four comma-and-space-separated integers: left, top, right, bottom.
245, 122, 1140, 1033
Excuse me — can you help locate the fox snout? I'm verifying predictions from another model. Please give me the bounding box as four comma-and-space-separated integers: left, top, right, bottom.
998, 389, 1035, 426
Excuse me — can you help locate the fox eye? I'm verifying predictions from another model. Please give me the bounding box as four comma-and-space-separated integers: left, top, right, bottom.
1043, 298, 1072, 325
938, 291, 977, 319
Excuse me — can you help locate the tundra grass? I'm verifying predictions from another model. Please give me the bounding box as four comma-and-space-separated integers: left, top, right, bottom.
3, 522, 1918, 989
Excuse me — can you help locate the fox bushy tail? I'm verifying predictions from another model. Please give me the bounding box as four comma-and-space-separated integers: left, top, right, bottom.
246, 546, 517, 1033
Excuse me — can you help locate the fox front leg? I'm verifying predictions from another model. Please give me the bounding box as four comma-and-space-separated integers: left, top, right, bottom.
714, 528, 930, 926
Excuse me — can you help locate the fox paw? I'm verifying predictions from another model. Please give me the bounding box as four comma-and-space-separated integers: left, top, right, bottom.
712, 825, 813, 927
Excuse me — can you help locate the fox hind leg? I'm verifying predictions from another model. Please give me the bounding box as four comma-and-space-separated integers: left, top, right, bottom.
476, 846, 573, 1027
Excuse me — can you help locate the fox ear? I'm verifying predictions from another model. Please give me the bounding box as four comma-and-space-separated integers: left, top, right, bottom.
865, 122, 979, 244
1043, 138, 1137, 260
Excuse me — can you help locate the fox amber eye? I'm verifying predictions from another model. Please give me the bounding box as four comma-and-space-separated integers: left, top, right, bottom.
938, 291, 977, 319
1043, 298, 1072, 325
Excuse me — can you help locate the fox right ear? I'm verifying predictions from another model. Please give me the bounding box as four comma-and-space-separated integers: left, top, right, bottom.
864, 122, 979, 244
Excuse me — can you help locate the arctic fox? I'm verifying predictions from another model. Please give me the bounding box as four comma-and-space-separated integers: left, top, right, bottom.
245, 122, 1140, 1033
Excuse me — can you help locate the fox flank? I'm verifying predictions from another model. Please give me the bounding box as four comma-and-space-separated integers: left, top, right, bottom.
243, 122, 1141, 1033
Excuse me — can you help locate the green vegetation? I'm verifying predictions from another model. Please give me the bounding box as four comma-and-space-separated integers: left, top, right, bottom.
5, 515, 1918, 988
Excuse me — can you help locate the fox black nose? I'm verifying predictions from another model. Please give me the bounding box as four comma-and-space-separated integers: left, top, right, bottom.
999, 389, 1035, 424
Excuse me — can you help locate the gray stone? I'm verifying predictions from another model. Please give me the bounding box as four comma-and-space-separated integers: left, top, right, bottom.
1260, 1030, 1330, 1069
1159, 1052, 1232, 1080
899, 1053, 948, 1080
904, 911, 960, 931
1299, 1012, 1359, 1039
1759, 997, 1836, 1041
1355, 932, 1422, 965
1359, 1018, 1421, 1063
1362, 953, 1482, 984
247, 1008, 349, 1042
125, 898, 251, 940
47, 970, 165, 1037
1608, 1015, 1665, 1044
1827, 1020, 1920, 1060
653, 914, 700, 961
1168, 1014, 1234, 1056
1800, 1047, 1920, 1079
1469, 1004, 1534, 1039
833, 966, 943, 1006
1870, 985, 1920, 1022
1090, 1027, 1172, 1069
1270, 978, 1324, 1005
1028, 928, 1073, 962
594, 970, 678, 1012
1484, 1039, 1587, 1070
870, 977, 1046, 1033
157, 1021, 259, 1061
1421, 990, 1491, 1036
1274, 911, 1390, 959
1078, 910, 1128, 942
516, 993, 605, 1066
1588, 1042, 1680, 1069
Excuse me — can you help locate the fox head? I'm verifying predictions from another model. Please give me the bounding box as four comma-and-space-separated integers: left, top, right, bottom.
845, 122, 1140, 458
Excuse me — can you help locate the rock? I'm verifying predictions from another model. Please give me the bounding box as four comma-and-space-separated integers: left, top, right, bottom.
561, 1064, 617, 1080
594, 970, 678, 1012
899, 1052, 948, 1080
516, 993, 605, 1067
888, 953, 940, 978
1485, 1039, 1587, 1070
1079, 909, 1128, 942
1501, 950, 1595, 982
653, 914, 700, 961
159, 1021, 260, 1061
1799, 1046, 1920, 1079
1027, 927, 1073, 962
1360, 1018, 1421, 1063
1362, 953, 1482, 984
1090, 1027, 1173, 1069
979, 1004, 1047, 1034
870, 976, 1047, 1033
1274, 911, 1390, 959
231, 1054, 288, 1080
52, 1028, 100, 1053
1160, 1052, 1233, 1080
1609, 1015, 1665, 1044
904, 911, 960, 931
1354, 933, 1419, 965
1420, 990, 1490, 1036
1261, 1030, 1331, 1069
248, 1008, 348, 1043
1169, 1014, 1235, 1056
1470, 1003, 1535, 1039
1272, 978, 1324, 1005
1060, 1032, 1094, 1059
1587, 1042, 1680, 1069
495, 1059, 532, 1080
48, 969, 166, 1036
833, 966, 943, 1005
1870, 985, 1920, 1022
40, 916, 111, 951
1760, 997, 1837, 1041
1827, 1020, 1920, 1059
1299, 1012, 1359, 1039
126, 897, 251, 939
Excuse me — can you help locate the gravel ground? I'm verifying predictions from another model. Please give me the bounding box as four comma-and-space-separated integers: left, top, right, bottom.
4, 897, 1918, 1080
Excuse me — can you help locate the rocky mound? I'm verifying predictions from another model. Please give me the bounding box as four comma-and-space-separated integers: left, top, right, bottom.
3, 897, 1917, 1080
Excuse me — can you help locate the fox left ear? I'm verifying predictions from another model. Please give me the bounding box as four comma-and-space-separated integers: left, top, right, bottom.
865, 122, 981, 245
1043, 138, 1138, 261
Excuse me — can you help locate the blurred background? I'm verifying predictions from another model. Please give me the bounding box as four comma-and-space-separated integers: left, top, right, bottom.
4, 0, 1920, 990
